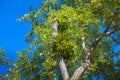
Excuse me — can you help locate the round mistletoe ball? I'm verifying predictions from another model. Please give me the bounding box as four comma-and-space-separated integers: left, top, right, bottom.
53, 34, 77, 60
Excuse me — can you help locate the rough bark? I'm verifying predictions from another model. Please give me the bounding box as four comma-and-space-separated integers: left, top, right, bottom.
59, 57, 69, 80
52, 20, 58, 36
52, 13, 117, 79
71, 12, 117, 80
71, 37, 92, 80
71, 53, 91, 80
52, 20, 69, 80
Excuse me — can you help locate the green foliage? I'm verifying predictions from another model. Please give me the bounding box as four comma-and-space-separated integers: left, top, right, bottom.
0, 48, 10, 65
53, 34, 77, 60
0, 0, 120, 80
0, 48, 11, 79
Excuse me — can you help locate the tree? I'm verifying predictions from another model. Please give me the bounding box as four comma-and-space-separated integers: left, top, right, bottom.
0, 48, 10, 79
1, 0, 120, 80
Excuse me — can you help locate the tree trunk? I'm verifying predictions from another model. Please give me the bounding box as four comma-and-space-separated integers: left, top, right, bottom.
52, 20, 69, 80
59, 57, 69, 80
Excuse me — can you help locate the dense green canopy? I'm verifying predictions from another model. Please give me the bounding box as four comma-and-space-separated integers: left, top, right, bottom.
0, 0, 120, 80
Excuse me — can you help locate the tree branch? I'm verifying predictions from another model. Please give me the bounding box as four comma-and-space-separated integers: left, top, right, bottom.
92, 12, 117, 49
72, 0, 74, 7
97, 64, 111, 78
103, 11, 117, 34
71, 24, 118, 79
71, 37, 92, 80
81, 37, 89, 54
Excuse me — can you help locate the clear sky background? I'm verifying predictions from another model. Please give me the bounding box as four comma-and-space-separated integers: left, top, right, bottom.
0, 0, 43, 73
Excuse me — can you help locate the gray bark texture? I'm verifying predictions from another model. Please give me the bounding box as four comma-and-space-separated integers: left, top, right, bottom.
52, 20, 69, 80
59, 57, 69, 80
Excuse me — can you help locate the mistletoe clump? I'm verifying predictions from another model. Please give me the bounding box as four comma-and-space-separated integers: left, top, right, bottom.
53, 34, 77, 60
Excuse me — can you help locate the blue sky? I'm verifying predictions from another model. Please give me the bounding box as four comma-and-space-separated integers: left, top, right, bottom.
0, 0, 43, 73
